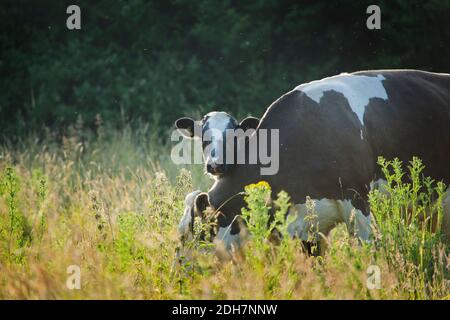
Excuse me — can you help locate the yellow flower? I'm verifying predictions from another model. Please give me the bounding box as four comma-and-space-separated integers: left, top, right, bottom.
246, 180, 270, 190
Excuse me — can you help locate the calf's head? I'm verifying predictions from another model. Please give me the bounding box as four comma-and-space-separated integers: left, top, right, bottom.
175, 111, 259, 176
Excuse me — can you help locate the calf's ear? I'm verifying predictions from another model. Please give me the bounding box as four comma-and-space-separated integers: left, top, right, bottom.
175, 117, 199, 138
239, 117, 259, 131
194, 192, 210, 218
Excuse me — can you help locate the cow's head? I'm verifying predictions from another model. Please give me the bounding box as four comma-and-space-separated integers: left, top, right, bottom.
175, 112, 259, 176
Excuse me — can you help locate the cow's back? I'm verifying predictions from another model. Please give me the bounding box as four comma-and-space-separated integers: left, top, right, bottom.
360, 70, 450, 183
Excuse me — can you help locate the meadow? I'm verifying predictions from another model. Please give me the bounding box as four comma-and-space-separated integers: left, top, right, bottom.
0, 121, 448, 299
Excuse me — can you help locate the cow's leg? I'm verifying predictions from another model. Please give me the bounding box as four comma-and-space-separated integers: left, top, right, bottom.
176, 190, 202, 265
216, 220, 244, 249
337, 200, 372, 241
287, 198, 371, 242
178, 190, 201, 242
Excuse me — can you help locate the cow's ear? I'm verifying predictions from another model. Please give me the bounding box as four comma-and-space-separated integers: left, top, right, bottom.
239, 117, 259, 131
175, 117, 199, 138
194, 192, 210, 218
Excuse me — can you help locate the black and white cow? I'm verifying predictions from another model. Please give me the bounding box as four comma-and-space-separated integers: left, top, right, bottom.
175, 111, 259, 176
179, 69, 450, 249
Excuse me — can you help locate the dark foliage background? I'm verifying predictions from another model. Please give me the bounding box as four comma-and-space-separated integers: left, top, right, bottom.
1, 0, 449, 140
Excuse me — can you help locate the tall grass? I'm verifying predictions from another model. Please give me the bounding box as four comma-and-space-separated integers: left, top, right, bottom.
368, 157, 449, 298
0, 126, 448, 299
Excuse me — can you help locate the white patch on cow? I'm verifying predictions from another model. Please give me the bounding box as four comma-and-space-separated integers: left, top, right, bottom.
295, 74, 388, 125
204, 112, 232, 166
287, 198, 371, 241
205, 112, 232, 132
360, 129, 364, 140
370, 178, 389, 196
178, 190, 201, 240
216, 224, 242, 251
